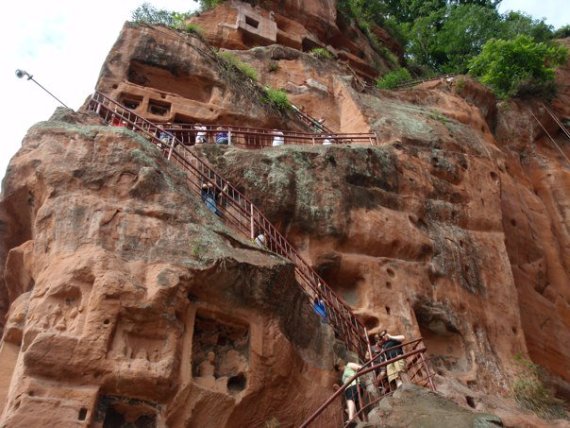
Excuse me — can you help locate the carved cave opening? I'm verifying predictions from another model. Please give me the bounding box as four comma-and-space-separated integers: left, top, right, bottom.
245, 15, 259, 29
414, 302, 469, 376
147, 99, 171, 117
127, 61, 215, 103
94, 395, 158, 428
192, 312, 250, 395
118, 93, 143, 110
315, 252, 363, 307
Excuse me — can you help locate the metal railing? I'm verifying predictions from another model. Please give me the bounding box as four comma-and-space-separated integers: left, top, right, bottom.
86, 91, 369, 358
542, 103, 570, 142
394, 73, 457, 90
300, 338, 436, 428
162, 123, 376, 147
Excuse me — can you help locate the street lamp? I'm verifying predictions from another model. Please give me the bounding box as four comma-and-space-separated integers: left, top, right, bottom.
15, 69, 69, 109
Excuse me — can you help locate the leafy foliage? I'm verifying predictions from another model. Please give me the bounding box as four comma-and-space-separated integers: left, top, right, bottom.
468, 35, 568, 98
338, 0, 559, 76
199, 0, 224, 10
264, 87, 291, 110
217, 51, 258, 81
553, 25, 570, 39
512, 355, 567, 420
310, 48, 334, 60
131, 3, 193, 28
183, 23, 203, 36
376, 68, 412, 88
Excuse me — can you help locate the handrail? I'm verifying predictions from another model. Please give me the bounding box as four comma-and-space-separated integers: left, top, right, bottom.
542, 103, 570, 142
531, 110, 570, 165
86, 91, 369, 358
394, 73, 457, 90
300, 338, 435, 428
291, 104, 335, 135
164, 127, 376, 147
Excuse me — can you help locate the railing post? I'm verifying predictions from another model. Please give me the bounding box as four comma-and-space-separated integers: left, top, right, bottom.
250, 203, 255, 239
419, 349, 436, 392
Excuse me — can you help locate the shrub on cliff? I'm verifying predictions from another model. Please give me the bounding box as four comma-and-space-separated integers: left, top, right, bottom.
310, 48, 333, 60
468, 35, 568, 99
199, 0, 224, 11
376, 68, 412, 89
512, 355, 567, 420
264, 87, 291, 111
217, 51, 258, 81
131, 3, 193, 28
553, 25, 570, 39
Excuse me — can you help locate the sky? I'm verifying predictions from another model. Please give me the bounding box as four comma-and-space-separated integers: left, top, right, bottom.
0, 1, 569, 186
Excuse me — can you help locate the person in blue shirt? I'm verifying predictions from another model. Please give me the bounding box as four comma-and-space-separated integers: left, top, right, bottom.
215, 127, 229, 145
313, 297, 327, 322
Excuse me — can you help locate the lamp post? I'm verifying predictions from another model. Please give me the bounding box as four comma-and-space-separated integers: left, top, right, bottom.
15, 69, 69, 109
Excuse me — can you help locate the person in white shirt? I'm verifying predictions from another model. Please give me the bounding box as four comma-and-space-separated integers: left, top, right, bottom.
272, 130, 284, 146
195, 124, 208, 144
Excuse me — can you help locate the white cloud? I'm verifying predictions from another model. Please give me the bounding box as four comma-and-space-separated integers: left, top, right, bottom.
0, 0, 198, 186
499, 0, 569, 29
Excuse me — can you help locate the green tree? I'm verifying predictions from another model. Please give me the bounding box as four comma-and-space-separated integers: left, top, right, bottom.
468, 35, 568, 98
501, 11, 553, 43
435, 4, 503, 72
131, 3, 193, 28
553, 25, 570, 39
376, 68, 413, 88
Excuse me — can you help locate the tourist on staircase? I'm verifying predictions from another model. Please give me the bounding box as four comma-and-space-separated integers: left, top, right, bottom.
254, 233, 266, 248
335, 359, 363, 424
380, 330, 406, 390
200, 182, 220, 216
312, 297, 327, 322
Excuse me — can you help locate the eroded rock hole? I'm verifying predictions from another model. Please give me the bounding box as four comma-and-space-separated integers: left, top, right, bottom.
465, 396, 476, 408
510, 219, 517, 227
385, 306, 391, 315
386, 281, 392, 289
227, 373, 247, 392
360, 314, 379, 330
414, 301, 467, 376
490, 171, 498, 181
386, 268, 396, 278
78, 407, 88, 421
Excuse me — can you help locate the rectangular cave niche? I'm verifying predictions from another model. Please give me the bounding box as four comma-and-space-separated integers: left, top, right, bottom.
191, 312, 250, 395
93, 395, 158, 428
245, 15, 259, 29
119, 93, 143, 110
147, 99, 171, 117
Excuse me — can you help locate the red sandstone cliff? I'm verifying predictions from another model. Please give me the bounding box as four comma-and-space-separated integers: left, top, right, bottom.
1, 1, 570, 427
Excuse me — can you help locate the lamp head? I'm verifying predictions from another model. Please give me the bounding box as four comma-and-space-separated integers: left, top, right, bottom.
15, 69, 32, 80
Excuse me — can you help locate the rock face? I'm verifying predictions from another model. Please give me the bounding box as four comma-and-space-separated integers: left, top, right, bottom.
367, 384, 503, 428
2, 1, 570, 427
188, 0, 397, 80
94, 23, 307, 130
0, 110, 336, 427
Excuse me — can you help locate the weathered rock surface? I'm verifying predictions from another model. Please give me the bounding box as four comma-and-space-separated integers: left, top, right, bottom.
1, 2, 570, 427
0, 110, 336, 427
188, 0, 397, 80
95, 23, 307, 130
365, 384, 503, 428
